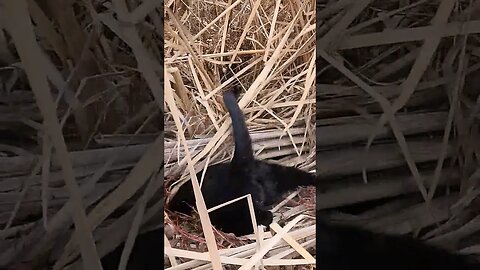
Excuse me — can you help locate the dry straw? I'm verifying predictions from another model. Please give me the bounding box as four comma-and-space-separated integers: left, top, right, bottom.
317, 0, 480, 263
3, 0, 479, 269
0, 0, 165, 269
165, 0, 316, 269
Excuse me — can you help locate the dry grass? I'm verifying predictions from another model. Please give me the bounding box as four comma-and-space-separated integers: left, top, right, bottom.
164, 0, 316, 269
317, 0, 480, 261
1, 0, 480, 269
0, 0, 163, 269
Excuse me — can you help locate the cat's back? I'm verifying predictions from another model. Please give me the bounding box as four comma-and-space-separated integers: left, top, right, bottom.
199, 162, 233, 191
168, 162, 230, 212
246, 160, 315, 204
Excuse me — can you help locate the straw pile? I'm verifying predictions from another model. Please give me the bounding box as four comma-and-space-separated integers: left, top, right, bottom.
164, 0, 316, 269
317, 0, 480, 260
0, 0, 164, 270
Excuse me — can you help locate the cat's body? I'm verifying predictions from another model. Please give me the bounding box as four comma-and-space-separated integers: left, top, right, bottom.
316, 218, 480, 269
169, 88, 315, 236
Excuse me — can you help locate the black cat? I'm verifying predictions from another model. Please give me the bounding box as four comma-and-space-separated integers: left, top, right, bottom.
168, 88, 315, 236
316, 217, 480, 269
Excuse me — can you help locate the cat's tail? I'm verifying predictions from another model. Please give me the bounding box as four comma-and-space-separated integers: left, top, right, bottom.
223, 87, 254, 164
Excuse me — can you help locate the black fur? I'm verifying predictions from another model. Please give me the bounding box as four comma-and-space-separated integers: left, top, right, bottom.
316, 218, 480, 269
168, 88, 315, 236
